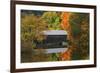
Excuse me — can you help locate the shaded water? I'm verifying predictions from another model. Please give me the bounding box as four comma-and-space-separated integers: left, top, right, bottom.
21, 48, 68, 63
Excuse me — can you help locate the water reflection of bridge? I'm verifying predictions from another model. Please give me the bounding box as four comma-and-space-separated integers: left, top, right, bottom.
33, 30, 68, 54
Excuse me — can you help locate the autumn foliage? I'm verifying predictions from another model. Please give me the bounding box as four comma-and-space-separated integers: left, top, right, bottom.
60, 12, 74, 60
21, 10, 89, 62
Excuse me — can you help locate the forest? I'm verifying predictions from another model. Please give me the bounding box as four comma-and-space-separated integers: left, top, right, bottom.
21, 10, 89, 62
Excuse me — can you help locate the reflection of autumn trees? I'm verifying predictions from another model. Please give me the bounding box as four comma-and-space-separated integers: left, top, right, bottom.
60, 12, 74, 60
41, 12, 62, 61
60, 12, 89, 60
70, 13, 89, 60
21, 11, 90, 62
79, 14, 89, 59
21, 14, 48, 62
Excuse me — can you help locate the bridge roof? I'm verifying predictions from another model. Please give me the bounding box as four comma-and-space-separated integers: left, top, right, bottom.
42, 30, 67, 35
